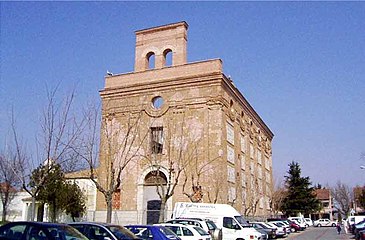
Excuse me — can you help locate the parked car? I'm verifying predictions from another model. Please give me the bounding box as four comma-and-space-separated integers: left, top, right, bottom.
252, 227, 268, 240
304, 218, 313, 227
287, 217, 306, 230
270, 221, 291, 234
265, 222, 287, 238
313, 218, 337, 227
358, 229, 365, 240
354, 220, 365, 240
69, 222, 139, 240
287, 220, 301, 232
126, 225, 180, 240
0, 221, 88, 240
349, 216, 365, 233
155, 223, 211, 240
250, 223, 275, 240
165, 218, 220, 239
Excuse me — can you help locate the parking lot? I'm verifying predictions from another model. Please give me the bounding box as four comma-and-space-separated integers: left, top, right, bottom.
287, 227, 353, 240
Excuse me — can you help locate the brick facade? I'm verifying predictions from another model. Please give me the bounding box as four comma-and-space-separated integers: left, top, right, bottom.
97, 21, 274, 223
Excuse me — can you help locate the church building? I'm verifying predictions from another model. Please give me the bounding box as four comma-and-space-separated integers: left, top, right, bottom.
96, 21, 274, 224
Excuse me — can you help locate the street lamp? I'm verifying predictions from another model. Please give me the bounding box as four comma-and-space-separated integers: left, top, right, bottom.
360, 166, 365, 170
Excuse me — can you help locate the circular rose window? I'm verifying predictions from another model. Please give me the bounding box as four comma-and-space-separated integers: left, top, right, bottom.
152, 96, 164, 109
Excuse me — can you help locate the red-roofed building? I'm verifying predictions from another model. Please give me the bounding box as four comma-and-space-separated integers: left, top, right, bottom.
313, 188, 334, 220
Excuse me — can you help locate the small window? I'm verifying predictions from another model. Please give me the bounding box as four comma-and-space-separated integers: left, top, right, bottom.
147, 52, 155, 69
164, 49, 173, 67
151, 127, 163, 154
152, 96, 164, 109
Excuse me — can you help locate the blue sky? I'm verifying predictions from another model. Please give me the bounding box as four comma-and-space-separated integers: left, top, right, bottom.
1, 2, 364, 187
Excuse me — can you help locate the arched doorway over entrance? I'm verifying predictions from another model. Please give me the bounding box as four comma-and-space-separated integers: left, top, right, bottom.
144, 170, 167, 224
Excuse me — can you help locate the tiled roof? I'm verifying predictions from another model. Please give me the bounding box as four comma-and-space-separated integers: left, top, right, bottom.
315, 188, 330, 200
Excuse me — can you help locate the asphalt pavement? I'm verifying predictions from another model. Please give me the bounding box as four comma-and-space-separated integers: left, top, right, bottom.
286, 227, 354, 240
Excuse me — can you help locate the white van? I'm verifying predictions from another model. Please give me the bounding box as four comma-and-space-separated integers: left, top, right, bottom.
172, 202, 261, 240
348, 215, 365, 230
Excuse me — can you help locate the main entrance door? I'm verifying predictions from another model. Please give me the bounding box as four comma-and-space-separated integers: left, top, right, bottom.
143, 170, 167, 224
147, 200, 161, 224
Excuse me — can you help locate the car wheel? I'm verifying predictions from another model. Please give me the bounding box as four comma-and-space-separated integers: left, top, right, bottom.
213, 228, 222, 240
332, 223, 336, 227
291, 228, 296, 232
318, 224, 322, 227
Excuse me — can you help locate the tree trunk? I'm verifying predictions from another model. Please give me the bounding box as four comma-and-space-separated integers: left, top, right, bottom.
51, 200, 57, 222
1, 205, 7, 222
106, 195, 113, 223
158, 200, 166, 223
37, 203, 44, 222
31, 197, 36, 221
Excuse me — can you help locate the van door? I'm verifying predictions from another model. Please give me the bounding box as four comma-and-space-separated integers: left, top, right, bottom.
222, 217, 241, 240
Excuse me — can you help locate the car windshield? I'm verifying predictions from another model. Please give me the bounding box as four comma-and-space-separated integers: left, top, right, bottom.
273, 222, 284, 227
159, 226, 178, 239
164, 226, 181, 236
253, 224, 263, 230
234, 216, 250, 227
193, 227, 209, 236
108, 225, 138, 240
49, 226, 89, 240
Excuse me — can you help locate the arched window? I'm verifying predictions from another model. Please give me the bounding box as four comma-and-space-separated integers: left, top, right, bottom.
163, 49, 173, 67
147, 52, 155, 69
144, 171, 167, 186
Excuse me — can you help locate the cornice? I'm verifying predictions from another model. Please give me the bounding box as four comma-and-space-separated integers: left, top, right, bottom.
221, 75, 274, 140
100, 72, 222, 99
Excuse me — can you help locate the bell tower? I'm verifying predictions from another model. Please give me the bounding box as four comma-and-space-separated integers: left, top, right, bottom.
134, 21, 188, 72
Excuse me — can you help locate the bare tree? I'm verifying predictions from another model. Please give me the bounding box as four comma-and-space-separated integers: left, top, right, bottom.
182, 147, 221, 203
331, 181, 353, 217
142, 116, 203, 222
269, 181, 287, 217
206, 174, 224, 204
12, 86, 84, 221
0, 150, 21, 221
242, 177, 262, 217
75, 105, 149, 223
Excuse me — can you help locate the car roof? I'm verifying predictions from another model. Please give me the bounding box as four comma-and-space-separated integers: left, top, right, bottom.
126, 225, 158, 228
157, 223, 202, 229
3, 221, 68, 227
156, 223, 188, 227
69, 222, 120, 227
170, 218, 213, 222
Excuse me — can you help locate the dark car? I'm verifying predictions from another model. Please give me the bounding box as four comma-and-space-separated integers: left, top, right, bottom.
126, 225, 179, 240
358, 229, 365, 240
252, 227, 268, 240
354, 220, 365, 240
0, 221, 88, 240
287, 220, 301, 232
250, 222, 276, 239
69, 222, 139, 240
